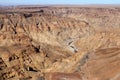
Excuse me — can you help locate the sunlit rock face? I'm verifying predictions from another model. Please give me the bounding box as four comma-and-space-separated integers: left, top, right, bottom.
0, 6, 120, 80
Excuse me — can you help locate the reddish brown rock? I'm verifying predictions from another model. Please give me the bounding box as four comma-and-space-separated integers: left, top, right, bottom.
45, 72, 82, 80
81, 48, 120, 80
0, 6, 120, 80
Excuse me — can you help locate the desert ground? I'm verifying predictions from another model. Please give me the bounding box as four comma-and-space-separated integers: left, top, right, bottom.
0, 5, 120, 80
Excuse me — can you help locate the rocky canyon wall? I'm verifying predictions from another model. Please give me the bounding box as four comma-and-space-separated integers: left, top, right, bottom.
0, 6, 120, 80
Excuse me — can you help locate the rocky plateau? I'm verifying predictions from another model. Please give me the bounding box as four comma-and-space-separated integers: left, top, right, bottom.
0, 6, 120, 80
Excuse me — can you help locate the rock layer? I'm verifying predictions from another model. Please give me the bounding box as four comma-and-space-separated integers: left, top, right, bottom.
0, 6, 120, 80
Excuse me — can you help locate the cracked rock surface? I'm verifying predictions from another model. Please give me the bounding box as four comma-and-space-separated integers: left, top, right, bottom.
0, 6, 120, 80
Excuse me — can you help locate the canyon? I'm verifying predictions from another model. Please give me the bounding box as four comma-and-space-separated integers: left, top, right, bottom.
0, 6, 120, 80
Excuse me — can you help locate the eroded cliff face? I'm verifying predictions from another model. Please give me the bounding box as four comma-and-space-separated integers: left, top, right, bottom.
0, 6, 120, 80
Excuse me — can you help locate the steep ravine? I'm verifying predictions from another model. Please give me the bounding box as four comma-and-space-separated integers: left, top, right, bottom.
0, 7, 120, 80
